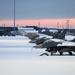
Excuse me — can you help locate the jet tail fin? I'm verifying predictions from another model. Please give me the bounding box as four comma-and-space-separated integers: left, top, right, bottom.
53, 29, 67, 39
53, 30, 61, 38
58, 29, 67, 39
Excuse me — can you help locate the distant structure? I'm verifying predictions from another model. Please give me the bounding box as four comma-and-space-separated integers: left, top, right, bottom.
38, 21, 40, 28
0, 27, 18, 31
2, 24, 5, 27
66, 20, 69, 29
57, 23, 59, 29
0, 27, 18, 36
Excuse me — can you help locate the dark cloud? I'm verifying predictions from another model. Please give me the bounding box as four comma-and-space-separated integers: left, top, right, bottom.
0, 0, 75, 20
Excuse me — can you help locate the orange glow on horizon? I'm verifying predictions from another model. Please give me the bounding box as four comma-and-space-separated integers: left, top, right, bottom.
0, 18, 75, 28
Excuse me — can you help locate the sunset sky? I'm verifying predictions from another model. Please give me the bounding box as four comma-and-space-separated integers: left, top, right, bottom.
0, 0, 75, 28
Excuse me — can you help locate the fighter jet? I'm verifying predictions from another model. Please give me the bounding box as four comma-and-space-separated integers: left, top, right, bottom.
33, 40, 75, 56
32, 29, 75, 56
33, 40, 63, 55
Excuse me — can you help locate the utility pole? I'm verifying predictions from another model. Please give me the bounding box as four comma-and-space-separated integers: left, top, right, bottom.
14, 0, 15, 34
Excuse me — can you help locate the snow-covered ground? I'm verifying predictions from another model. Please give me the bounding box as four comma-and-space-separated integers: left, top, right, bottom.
0, 36, 45, 57
0, 35, 75, 75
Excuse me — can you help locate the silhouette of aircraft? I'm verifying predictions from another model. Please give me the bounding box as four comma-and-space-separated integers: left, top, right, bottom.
33, 39, 75, 56
32, 29, 75, 56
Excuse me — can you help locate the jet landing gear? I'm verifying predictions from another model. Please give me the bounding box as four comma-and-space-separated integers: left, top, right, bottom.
68, 51, 73, 55
40, 48, 57, 56
40, 53, 49, 56
39, 48, 73, 56
45, 48, 54, 55
39, 48, 50, 56
59, 48, 73, 55
59, 51, 73, 55
59, 52, 63, 55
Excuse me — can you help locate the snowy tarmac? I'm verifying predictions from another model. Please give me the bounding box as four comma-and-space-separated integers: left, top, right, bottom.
0, 36, 75, 75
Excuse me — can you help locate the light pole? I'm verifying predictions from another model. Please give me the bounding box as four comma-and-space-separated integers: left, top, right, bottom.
57, 22, 59, 29
38, 21, 40, 28
14, 0, 15, 34
66, 20, 69, 29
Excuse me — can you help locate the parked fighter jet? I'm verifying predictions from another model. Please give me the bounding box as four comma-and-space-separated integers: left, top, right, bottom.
33, 39, 75, 56
32, 29, 75, 56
